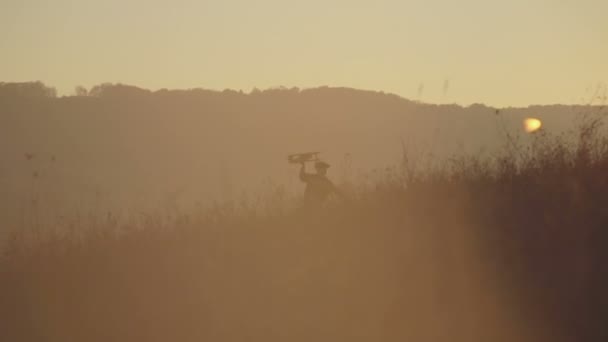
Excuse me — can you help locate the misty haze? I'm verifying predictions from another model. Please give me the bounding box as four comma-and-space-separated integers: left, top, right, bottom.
2, 0, 608, 341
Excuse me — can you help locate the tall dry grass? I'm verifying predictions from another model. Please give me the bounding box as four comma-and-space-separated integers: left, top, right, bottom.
1, 114, 607, 342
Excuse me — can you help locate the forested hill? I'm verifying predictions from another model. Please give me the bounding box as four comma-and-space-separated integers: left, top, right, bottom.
0, 82, 599, 215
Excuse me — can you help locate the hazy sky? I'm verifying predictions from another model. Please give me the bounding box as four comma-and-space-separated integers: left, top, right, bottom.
2, 0, 607, 106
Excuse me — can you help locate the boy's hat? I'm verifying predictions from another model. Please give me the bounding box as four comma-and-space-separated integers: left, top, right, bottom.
314, 161, 330, 169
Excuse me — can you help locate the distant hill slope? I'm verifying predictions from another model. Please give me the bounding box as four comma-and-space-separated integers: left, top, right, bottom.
0, 82, 602, 217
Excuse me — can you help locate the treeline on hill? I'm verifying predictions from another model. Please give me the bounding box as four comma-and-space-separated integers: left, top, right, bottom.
0, 81, 598, 220
0, 83, 607, 341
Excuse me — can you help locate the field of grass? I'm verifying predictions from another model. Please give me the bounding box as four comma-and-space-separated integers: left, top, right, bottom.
1, 115, 607, 342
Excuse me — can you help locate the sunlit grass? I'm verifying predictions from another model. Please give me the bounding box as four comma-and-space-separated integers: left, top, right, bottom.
1, 113, 607, 342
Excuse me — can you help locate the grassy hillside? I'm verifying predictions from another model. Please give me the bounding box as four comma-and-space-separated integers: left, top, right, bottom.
1, 113, 606, 341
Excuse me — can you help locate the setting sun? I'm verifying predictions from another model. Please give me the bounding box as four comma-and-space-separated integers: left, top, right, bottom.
524, 118, 542, 133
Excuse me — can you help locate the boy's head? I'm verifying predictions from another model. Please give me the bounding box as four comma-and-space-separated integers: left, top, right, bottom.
314, 161, 330, 175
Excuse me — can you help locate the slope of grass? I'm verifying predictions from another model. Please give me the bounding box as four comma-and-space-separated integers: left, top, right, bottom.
1, 116, 607, 342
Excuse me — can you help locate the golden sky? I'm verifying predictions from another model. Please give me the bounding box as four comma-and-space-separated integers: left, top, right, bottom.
2, 0, 607, 106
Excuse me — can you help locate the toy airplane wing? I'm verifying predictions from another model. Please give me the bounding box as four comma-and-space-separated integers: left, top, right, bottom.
287, 152, 320, 164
